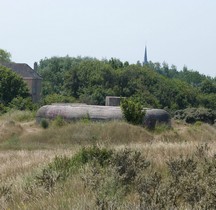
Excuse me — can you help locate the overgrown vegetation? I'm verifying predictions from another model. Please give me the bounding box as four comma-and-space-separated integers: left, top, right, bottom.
0, 65, 29, 105
3, 144, 216, 209
121, 98, 145, 125
0, 109, 215, 209
174, 107, 216, 124
40, 119, 49, 129
1, 54, 216, 120
37, 56, 216, 110
0, 110, 35, 122
0, 50, 215, 209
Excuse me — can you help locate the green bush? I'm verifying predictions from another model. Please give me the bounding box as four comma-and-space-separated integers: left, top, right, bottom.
40, 119, 49, 129
0, 65, 29, 105
0, 103, 7, 115
9, 97, 37, 111
35, 146, 113, 192
52, 116, 66, 127
194, 121, 202, 126
73, 146, 113, 167
121, 98, 145, 125
174, 107, 216, 124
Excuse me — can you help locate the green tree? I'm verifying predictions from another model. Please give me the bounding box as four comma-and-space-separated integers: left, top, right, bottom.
65, 59, 117, 104
37, 55, 215, 110
108, 58, 123, 69
0, 66, 29, 104
200, 79, 216, 94
0, 49, 11, 62
38, 56, 96, 96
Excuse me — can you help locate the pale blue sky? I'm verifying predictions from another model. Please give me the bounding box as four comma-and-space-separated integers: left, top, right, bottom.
0, 0, 215, 77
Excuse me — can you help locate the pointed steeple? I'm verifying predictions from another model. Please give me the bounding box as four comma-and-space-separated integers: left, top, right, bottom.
143, 46, 148, 65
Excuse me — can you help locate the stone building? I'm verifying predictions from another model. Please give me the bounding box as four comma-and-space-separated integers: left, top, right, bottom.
0, 62, 42, 102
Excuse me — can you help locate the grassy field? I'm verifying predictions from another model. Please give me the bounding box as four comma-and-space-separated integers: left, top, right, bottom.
0, 110, 216, 209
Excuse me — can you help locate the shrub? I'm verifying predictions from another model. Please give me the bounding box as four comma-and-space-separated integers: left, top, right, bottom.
111, 149, 150, 187
74, 146, 113, 167
81, 148, 150, 209
0, 65, 29, 105
80, 113, 90, 123
121, 98, 145, 125
0, 103, 7, 115
36, 168, 60, 192
9, 97, 37, 111
35, 146, 113, 192
51, 116, 66, 127
40, 119, 49, 129
18, 145, 216, 209
194, 121, 202, 126
174, 107, 216, 124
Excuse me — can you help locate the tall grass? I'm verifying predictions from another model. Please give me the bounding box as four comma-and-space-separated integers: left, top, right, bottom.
0, 114, 215, 209
4, 145, 216, 209
0, 110, 35, 122
21, 121, 153, 147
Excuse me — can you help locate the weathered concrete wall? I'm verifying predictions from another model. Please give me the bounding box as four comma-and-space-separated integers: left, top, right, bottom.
36, 104, 123, 123
105, 96, 121, 106
23, 78, 42, 103
143, 109, 171, 129
32, 79, 42, 103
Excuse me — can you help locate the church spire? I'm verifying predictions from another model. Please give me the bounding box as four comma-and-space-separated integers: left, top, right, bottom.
143, 46, 148, 65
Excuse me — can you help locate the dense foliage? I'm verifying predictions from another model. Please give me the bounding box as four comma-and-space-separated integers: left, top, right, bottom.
121, 98, 145, 125
174, 108, 216, 124
0, 66, 29, 105
37, 56, 216, 110
0, 49, 215, 111
0, 48, 11, 63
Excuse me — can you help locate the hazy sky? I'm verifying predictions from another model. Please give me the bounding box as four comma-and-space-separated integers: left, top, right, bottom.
0, 0, 215, 77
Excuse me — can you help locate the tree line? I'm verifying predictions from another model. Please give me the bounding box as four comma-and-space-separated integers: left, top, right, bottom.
37, 56, 216, 110
0, 49, 215, 112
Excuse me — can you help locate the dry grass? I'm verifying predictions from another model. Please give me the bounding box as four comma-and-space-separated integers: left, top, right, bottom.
0, 110, 215, 209
0, 149, 77, 180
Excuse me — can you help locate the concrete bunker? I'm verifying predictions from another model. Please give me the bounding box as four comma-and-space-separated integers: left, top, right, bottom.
36, 104, 171, 129
143, 109, 171, 129
36, 104, 123, 123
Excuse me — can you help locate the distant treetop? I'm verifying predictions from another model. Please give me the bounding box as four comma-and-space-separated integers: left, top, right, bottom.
0, 49, 11, 63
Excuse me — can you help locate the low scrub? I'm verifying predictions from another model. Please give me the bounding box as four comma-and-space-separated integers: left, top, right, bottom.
9, 97, 37, 111
174, 107, 216, 124
0, 110, 35, 122
40, 119, 49, 129
6, 144, 216, 209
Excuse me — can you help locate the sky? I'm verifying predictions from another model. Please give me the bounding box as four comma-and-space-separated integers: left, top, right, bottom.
0, 0, 215, 77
